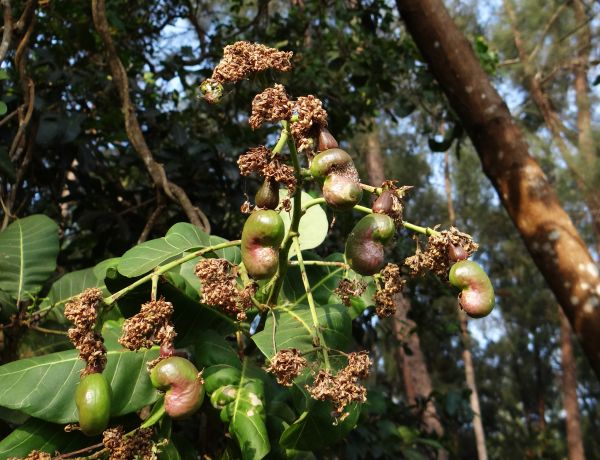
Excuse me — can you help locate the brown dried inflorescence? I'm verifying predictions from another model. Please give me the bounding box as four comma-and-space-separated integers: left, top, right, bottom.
290, 95, 328, 153
306, 351, 371, 420
266, 348, 308, 386
103, 426, 155, 460
374, 263, 404, 318
64, 288, 106, 375
210, 41, 293, 84
249, 84, 292, 130
238, 145, 296, 192
119, 298, 176, 351
194, 258, 255, 320
9, 451, 52, 460
404, 227, 478, 277
334, 279, 367, 307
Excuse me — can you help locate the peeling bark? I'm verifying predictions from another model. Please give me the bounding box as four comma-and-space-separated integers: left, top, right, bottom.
395, 0, 600, 380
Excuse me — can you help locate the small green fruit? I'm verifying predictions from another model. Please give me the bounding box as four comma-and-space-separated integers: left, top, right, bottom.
75, 372, 111, 436
449, 260, 495, 318
255, 179, 279, 210
151, 356, 205, 419
345, 214, 395, 275
241, 210, 285, 279
310, 148, 363, 210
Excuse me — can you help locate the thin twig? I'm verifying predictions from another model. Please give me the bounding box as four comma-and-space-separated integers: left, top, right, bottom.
0, 0, 13, 63
91, 0, 210, 232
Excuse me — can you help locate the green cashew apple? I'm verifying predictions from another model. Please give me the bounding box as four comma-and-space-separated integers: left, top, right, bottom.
241, 209, 285, 279
75, 372, 111, 436
310, 148, 363, 210
255, 178, 279, 210
151, 356, 205, 419
449, 260, 495, 318
345, 213, 395, 275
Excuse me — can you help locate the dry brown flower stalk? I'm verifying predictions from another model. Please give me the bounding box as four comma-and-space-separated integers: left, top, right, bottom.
374, 263, 405, 318
335, 279, 367, 307
103, 426, 155, 460
9, 451, 52, 460
249, 84, 292, 130
64, 288, 107, 375
211, 41, 293, 84
290, 95, 328, 153
237, 145, 296, 192
404, 227, 478, 277
119, 298, 176, 351
266, 348, 308, 386
306, 351, 371, 419
194, 258, 254, 320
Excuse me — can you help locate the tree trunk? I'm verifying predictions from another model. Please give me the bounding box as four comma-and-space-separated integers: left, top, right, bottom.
560, 308, 586, 460
395, 0, 600, 381
393, 295, 445, 438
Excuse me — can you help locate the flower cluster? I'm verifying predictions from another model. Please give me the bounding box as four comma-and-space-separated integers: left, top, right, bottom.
195, 258, 256, 320
9, 451, 52, 460
306, 351, 371, 420
103, 426, 155, 460
249, 84, 292, 130
335, 279, 367, 307
404, 227, 478, 277
266, 348, 308, 386
374, 263, 404, 318
290, 95, 328, 153
237, 145, 296, 192
119, 298, 176, 351
64, 288, 106, 375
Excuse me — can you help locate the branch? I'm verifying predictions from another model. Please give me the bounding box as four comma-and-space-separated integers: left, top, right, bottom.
91, 0, 210, 232
0, 0, 12, 63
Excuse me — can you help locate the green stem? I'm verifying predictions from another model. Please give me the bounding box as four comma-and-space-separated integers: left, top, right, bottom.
288, 260, 348, 268
267, 121, 303, 305
360, 183, 382, 194
301, 197, 326, 212
293, 236, 330, 370
271, 126, 289, 156
104, 240, 242, 305
351, 205, 441, 237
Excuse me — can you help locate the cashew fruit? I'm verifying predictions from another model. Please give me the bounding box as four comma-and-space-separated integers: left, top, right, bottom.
345, 213, 395, 275
372, 190, 394, 214
241, 209, 285, 279
310, 148, 363, 210
255, 178, 279, 210
75, 372, 111, 436
449, 260, 495, 318
317, 127, 339, 151
151, 356, 205, 419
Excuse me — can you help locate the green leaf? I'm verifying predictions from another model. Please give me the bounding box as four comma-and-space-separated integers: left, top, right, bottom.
0, 334, 159, 423
279, 402, 360, 450
252, 303, 351, 360
0, 215, 59, 302
0, 101, 7, 116
117, 222, 239, 277
278, 190, 328, 258
227, 360, 270, 460
0, 418, 89, 457
188, 330, 241, 369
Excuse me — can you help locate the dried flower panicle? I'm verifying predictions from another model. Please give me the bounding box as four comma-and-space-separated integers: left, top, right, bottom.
266, 348, 308, 386
404, 227, 478, 277
9, 451, 52, 460
237, 145, 296, 192
119, 298, 175, 351
374, 263, 404, 318
64, 288, 107, 375
249, 84, 292, 130
306, 351, 371, 420
210, 41, 293, 84
103, 426, 155, 460
290, 95, 328, 153
335, 279, 367, 307
195, 258, 253, 320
